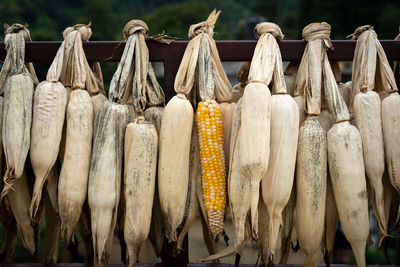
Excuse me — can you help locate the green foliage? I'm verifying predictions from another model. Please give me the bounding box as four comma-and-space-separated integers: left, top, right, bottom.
142, 1, 210, 39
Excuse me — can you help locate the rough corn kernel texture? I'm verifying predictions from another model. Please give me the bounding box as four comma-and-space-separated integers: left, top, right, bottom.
196, 100, 226, 238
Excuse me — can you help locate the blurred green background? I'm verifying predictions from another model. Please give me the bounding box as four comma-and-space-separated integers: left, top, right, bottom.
1, 0, 400, 265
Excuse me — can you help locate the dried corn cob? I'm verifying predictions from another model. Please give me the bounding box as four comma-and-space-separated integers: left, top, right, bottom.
0, 24, 35, 198
256, 22, 299, 264
197, 100, 226, 237
323, 35, 369, 267
295, 23, 329, 267
350, 26, 392, 241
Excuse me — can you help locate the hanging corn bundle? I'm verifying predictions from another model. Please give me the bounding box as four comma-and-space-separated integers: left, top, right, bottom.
0, 23, 38, 254
230, 21, 278, 255
294, 22, 329, 267
350, 25, 395, 241
158, 39, 193, 243
107, 19, 166, 266
279, 61, 301, 265
377, 27, 400, 226
55, 23, 106, 243
247, 22, 299, 264
318, 66, 337, 265
29, 26, 68, 219
159, 9, 231, 242
0, 24, 35, 199
192, 10, 232, 239
88, 20, 150, 265
140, 34, 169, 260
321, 39, 369, 267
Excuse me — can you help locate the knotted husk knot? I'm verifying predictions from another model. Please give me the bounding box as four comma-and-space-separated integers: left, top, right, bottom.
123, 20, 149, 40
4, 23, 31, 41
254, 22, 284, 40
188, 9, 221, 39
348, 25, 375, 40
62, 22, 92, 41
303, 22, 332, 46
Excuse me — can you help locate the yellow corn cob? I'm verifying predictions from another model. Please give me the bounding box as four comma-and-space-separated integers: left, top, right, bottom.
196, 99, 226, 238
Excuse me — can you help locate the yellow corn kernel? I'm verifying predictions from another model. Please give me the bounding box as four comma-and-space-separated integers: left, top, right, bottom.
196, 100, 226, 238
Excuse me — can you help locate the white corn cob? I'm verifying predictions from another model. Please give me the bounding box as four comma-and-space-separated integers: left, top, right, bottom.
261, 93, 299, 263
88, 101, 130, 266
30, 81, 67, 218
2, 73, 34, 198
382, 92, 400, 194
353, 91, 387, 237
240, 82, 271, 235
327, 121, 369, 267
58, 89, 93, 241
296, 116, 327, 267
124, 119, 158, 266
158, 94, 193, 241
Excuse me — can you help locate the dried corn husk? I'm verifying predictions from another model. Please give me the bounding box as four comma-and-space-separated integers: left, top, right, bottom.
322, 38, 369, 267
116, 20, 166, 265
124, 117, 158, 266
89, 101, 130, 266
192, 11, 231, 239
78, 200, 94, 264
54, 24, 101, 243
43, 190, 60, 264
90, 19, 167, 265
255, 22, 299, 264
220, 102, 235, 179
0, 24, 34, 198
240, 22, 286, 239
318, 69, 339, 266
59, 89, 93, 241
295, 22, 330, 267
177, 119, 201, 251
159, 94, 193, 241
159, 10, 231, 242
228, 98, 250, 252
144, 106, 165, 257
350, 25, 397, 240
7, 167, 37, 254
232, 62, 250, 102
29, 56, 67, 218
0, 200, 18, 262
322, 176, 338, 264
338, 81, 351, 108
279, 185, 295, 264
285, 62, 299, 97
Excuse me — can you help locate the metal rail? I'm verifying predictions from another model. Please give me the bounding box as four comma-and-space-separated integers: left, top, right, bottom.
1, 40, 400, 101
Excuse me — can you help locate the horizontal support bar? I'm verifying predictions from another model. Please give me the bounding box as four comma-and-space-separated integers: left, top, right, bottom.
1, 40, 400, 62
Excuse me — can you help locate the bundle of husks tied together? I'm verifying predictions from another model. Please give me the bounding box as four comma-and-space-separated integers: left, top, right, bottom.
292, 22, 370, 267
31, 22, 106, 263
88, 19, 167, 267
349, 25, 400, 243
0, 23, 39, 259
158, 10, 236, 260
